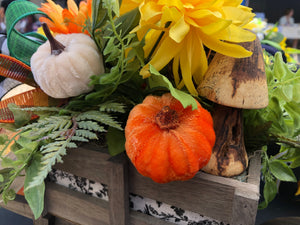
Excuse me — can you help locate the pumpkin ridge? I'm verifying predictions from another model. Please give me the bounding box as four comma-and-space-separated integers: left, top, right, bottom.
125, 93, 215, 183
169, 129, 196, 175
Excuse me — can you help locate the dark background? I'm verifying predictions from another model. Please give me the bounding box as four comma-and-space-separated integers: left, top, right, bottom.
248, 0, 300, 23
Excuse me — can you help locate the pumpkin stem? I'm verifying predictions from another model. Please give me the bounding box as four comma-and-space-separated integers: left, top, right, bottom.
155, 106, 179, 130
42, 23, 65, 56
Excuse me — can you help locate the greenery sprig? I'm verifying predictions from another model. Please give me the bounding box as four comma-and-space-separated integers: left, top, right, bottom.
244, 52, 300, 208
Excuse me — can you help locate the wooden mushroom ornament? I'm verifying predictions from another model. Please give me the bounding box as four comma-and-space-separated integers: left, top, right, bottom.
197, 36, 268, 177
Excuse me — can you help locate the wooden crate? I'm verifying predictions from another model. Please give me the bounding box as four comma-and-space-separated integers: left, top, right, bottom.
0, 142, 261, 225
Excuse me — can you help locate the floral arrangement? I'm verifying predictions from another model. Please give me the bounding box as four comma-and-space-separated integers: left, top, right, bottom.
0, 0, 300, 220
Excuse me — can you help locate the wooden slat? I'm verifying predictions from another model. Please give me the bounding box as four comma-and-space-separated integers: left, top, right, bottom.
231, 194, 259, 225
107, 153, 129, 225
130, 211, 175, 225
54, 145, 111, 184
33, 217, 51, 225
129, 164, 235, 224
247, 151, 262, 186
54, 217, 79, 225
45, 182, 110, 225
0, 195, 33, 219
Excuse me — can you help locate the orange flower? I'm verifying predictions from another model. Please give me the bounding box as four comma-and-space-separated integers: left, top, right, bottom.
39, 0, 92, 35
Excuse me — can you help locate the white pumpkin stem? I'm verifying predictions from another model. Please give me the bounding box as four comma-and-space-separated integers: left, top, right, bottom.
42, 23, 65, 56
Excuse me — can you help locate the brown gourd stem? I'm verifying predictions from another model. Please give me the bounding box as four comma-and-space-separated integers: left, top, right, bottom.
155, 106, 179, 130
42, 23, 65, 55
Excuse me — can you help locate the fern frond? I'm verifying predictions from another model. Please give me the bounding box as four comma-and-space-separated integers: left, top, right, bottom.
71, 136, 89, 142
75, 130, 98, 140
77, 111, 122, 130
26, 140, 70, 189
99, 102, 126, 113
20, 107, 62, 112
77, 121, 106, 132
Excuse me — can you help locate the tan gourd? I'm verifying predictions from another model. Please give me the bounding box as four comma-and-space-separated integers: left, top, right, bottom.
30, 24, 104, 98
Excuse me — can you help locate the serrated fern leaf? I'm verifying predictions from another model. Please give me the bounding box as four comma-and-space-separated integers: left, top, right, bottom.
77, 121, 106, 132
71, 136, 89, 142
26, 140, 70, 189
99, 102, 126, 113
77, 111, 122, 130
75, 130, 98, 140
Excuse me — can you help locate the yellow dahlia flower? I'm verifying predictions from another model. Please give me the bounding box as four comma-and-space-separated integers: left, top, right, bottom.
121, 0, 256, 95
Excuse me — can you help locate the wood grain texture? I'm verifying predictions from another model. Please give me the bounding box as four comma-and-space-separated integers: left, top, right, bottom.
107, 153, 129, 225
44, 182, 110, 225
247, 151, 262, 187
0, 195, 33, 219
54, 144, 111, 184
130, 211, 175, 225
202, 105, 248, 177
198, 36, 268, 109
232, 194, 259, 225
129, 164, 235, 224
2, 144, 261, 225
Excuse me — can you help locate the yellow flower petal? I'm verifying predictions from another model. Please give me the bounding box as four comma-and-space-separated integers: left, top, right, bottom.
180, 45, 198, 96
216, 25, 257, 43
173, 56, 180, 86
120, 0, 141, 15
201, 32, 253, 58
223, 6, 255, 26
141, 34, 183, 78
169, 16, 190, 43
158, 0, 184, 11
161, 6, 182, 25
140, 2, 162, 22
200, 18, 231, 35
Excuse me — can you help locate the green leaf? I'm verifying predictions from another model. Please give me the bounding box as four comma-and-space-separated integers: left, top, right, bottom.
103, 0, 120, 16
106, 127, 125, 156
24, 154, 45, 219
1, 157, 15, 168
0, 134, 8, 145
258, 178, 277, 209
8, 104, 31, 127
0, 174, 4, 182
269, 159, 297, 182
148, 65, 198, 110
92, 0, 108, 31
290, 156, 300, 168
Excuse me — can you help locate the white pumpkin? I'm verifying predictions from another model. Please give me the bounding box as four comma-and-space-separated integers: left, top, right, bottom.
30, 27, 104, 99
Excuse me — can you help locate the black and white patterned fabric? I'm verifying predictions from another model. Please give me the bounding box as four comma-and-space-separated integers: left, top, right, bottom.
47, 169, 228, 225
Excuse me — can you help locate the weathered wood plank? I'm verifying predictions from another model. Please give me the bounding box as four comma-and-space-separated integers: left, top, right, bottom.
54, 145, 111, 184
247, 151, 262, 187
129, 164, 235, 224
130, 211, 175, 225
45, 182, 110, 225
33, 217, 51, 225
107, 153, 129, 225
54, 217, 79, 225
231, 194, 259, 225
0, 195, 33, 219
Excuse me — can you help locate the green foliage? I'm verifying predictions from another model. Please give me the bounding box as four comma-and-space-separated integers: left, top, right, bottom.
244, 52, 300, 209
0, 100, 125, 218
86, 4, 144, 103
106, 127, 125, 156
24, 153, 45, 219
148, 65, 198, 110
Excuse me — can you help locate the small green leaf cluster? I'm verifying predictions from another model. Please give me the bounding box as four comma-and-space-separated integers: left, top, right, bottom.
244, 52, 300, 209
0, 101, 125, 219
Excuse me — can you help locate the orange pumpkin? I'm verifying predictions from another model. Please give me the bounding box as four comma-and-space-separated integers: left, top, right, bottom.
125, 93, 216, 183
